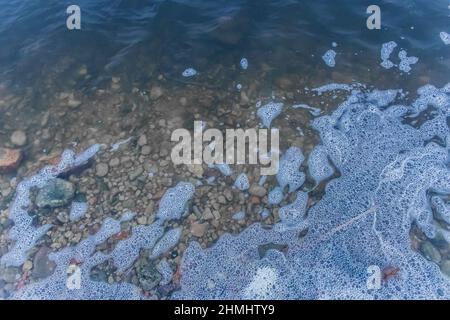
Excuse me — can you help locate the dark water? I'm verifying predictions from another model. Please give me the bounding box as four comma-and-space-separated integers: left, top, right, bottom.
1, 0, 449, 89
0, 0, 450, 300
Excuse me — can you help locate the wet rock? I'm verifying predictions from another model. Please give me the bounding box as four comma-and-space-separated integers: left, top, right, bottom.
190, 222, 207, 237
95, 163, 109, 177
56, 211, 69, 224
141, 146, 151, 155
67, 98, 82, 109
10, 130, 27, 146
137, 259, 161, 291
0, 148, 22, 173
36, 178, 75, 209
249, 185, 267, 197
32, 246, 56, 279
137, 134, 148, 147
150, 86, 163, 100
1, 267, 19, 283
440, 260, 450, 277
420, 241, 441, 264
22, 260, 33, 272
129, 166, 144, 181
109, 158, 120, 167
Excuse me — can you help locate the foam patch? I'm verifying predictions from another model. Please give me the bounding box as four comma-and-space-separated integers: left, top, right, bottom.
276, 147, 305, 193
151, 228, 182, 257
257, 102, 284, 128
156, 182, 195, 221
307, 145, 334, 185
322, 49, 336, 67
234, 173, 250, 191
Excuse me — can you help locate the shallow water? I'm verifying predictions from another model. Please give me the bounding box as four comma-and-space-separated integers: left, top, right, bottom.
0, 0, 449, 300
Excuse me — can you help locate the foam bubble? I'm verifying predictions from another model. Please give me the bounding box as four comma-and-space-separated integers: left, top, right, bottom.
182, 68, 197, 77
156, 182, 195, 221
322, 49, 336, 67
257, 102, 284, 128
276, 147, 305, 193
234, 173, 250, 191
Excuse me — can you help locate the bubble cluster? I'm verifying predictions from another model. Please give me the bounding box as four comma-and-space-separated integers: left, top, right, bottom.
380, 41, 397, 69
151, 228, 182, 258
257, 102, 284, 128
182, 68, 197, 77
307, 145, 334, 185
268, 187, 284, 205
156, 182, 195, 221
276, 147, 305, 193
322, 49, 336, 67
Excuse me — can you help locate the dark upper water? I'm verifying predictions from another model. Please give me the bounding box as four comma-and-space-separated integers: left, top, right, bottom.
0, 0, 449, 91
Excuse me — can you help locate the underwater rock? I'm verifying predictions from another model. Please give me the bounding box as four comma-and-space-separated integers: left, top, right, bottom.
32, 246, 56, 279
151, 228, 182, 257
307, 145, 334, 185
420, 242, 442, 264
36, 178, 75, 209
232, 211, 245, 221
137, 259, 161, 291
0, 148, 22, 173
249, 185, 267, 197
10, 130, 27, 147
190, 222, 207, 237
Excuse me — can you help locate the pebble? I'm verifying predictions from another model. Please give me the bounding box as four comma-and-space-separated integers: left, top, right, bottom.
10, 130, 27, 146
420, 241, 441, 264
138, 134, 148, 146
1, 267, 19, 283
96, 163, 109, 177
190, 222, 207, 237
129, 167, 144, 181
109, 158, 120, 167
141, 146, 151, 155
67, 98, 82, 108
150, 86, 163, 100
0, 148, 22, 173
249, 184, 267, 197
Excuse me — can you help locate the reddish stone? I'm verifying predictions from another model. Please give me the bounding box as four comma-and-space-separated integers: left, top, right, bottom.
0, 148, 22, 173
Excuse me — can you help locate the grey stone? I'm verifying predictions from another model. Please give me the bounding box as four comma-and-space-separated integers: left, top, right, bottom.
36, 179, 75, 208
10, 130, 27, 146
420, 241, 442, 264
137, 259, 161, 291
95, 163, 109, 177
249, 185, 267, 197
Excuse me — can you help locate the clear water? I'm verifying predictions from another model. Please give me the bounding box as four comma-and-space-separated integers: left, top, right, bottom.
0, 0, 449, 300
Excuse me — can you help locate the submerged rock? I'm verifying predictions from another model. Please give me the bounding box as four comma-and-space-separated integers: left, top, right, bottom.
0, 148, 22, 173
10, 130, 27, 147
36, 179, 75, 209
137, 259, 161, 291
